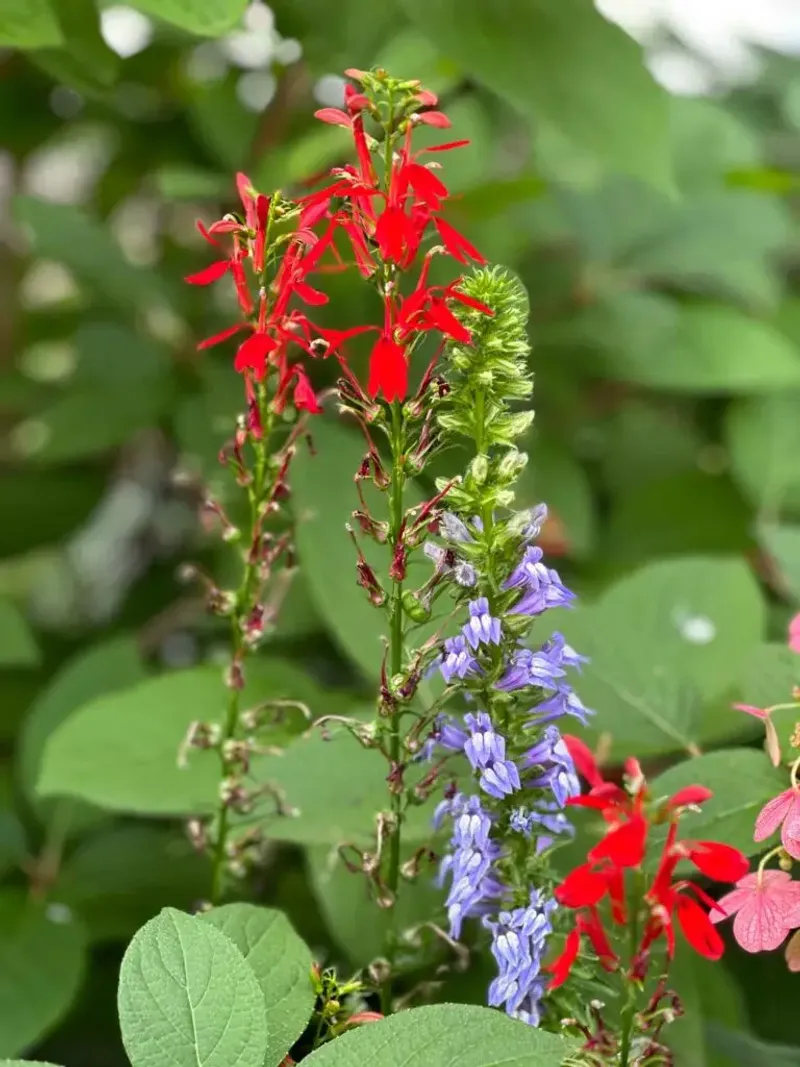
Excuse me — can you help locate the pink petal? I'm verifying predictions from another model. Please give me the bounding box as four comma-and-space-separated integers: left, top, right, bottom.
782, 794, 800, 859
755, 789, 795, 842
733, 703, 768, 720
788, 612, 800, 654
733, 893, 791, 952
710, 885, 756, 923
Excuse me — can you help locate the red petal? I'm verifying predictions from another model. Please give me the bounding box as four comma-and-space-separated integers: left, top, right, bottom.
589, 816, 648, 869
421, 139, 471, 153
667, 785, 713, 809
314, 107, 351, 127
416, 110, 452, 128
676, 895, 725, 960
367, 335, 408, 402
434, 215, 486, 265
292, 366, 322, 414
234, 332, 277, 377
688, 842, 749, 882
555, 864, 608, 908
197, 323, 244, 350
579, 908, 618, 967
405, 162, 449, 207
425, 300, 471, 343
293, 281, 329, 307
545, 927, 580, 990
185, 259, 230, 285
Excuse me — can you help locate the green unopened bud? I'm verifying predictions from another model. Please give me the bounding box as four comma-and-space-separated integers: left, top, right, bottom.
497, 448, 528, 483
469, 454, 489, 486
401, 590, 431, 623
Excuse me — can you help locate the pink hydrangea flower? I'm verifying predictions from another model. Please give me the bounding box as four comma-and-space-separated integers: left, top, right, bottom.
755, 789, 800, 858
711, 870, 800, 952
789, 612, 800, 654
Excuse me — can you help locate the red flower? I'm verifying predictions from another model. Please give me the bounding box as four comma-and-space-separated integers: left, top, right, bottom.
368, 335, 408, 402
587, 815, 647, 869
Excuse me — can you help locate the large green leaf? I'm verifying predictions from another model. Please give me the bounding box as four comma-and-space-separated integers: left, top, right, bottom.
705, 1026, 800, 1067
0, 599, 38, 667
650, 749, 785, 857
399, 0, 670, 188
0, 0, 62, 48
302, 1003, 575, 1066
542, 556, 765, 759
37, 659, 332, 816
118, 908, 268, 1067
0, 893, 86, 1056
0, 1061, 64, 1066
669, 97, 760, 193
517, 439, 595, 558
203, 904, 314, 1067
31, 0, 119, 93
127, 0, 247, 36
668, 947, 749, 1067
727, 392, 800, 516
18, 636, 146, 809
55, 825, 209, 943
292, 416, 436, 681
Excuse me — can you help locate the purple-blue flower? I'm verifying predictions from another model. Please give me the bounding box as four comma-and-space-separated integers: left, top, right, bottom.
521, 725, 581, 807
483, 889, 557, 1024
438, 794, 505, 938
463, 597, 502, 650
463, 712, 521, 800
440, 635, 481, 683
495, 647, 565, 693
542, 632, 588, 672
510, 802, 574, 853
527, 684, 594, 726
502, 547, 575, 617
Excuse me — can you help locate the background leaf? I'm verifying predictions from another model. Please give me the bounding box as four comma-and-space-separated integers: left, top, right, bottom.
0, 0, 62, 48
0, 600, 38, 667
0, 893, 86, 1057
127, 0, 248, 36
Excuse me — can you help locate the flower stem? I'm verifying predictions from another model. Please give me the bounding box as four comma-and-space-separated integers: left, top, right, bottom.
209, 403, 275, 905
619, 872, 643, 1067
383, 399, 406, 1008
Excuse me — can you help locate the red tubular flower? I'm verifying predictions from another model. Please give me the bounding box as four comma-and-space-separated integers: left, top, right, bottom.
588, 815, 648, 869
368, 335, 408, 402
555, 864, 609, 908
675, 894, 725, 960
546, 927, 580, 990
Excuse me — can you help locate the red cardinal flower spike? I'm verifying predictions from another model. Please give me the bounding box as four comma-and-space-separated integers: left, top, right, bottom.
547, 753, 748, 993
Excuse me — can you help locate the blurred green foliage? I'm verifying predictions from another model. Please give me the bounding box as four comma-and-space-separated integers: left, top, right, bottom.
1, 0, 800, 1063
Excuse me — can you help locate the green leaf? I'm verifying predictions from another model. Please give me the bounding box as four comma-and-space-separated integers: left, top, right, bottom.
668, 948, 749, 1067
127, 0, 247, 36
302, 1003, 576, 1066
306, 845, 442, 966
400, 0, 671, 188
727, 392, 800, 517
0, 892, 86, 1057
243, 721, 440, 846
622, 192, 789, 308
118, 908, 268, 1067
18, 636, 146, 810
17, 384, 172, 464
597, 400, 703, 495
650, 749, 785, 856
37, 660, 341, 816
760, 522, 800, 602
203, 904, 314, 1067
0, 0, 62, 48
544, 557, 766, 759
0, 1061, 65, 1066
0, 599, 38, 667
31, 0, 119, 93
55, 826, 209, 943
596, 300, 800, 392
13, 197, 167, 311
737, 642, 800, 712
705, 1026, 800, 1067
292, 416, 435, 681
268, 0, 400, 73
604, 471, 752, 564
669, 97, 760, 193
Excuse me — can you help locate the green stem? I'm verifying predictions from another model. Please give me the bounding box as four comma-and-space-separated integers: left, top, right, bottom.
209, 406, 275, 905
382, 399, 406, 1010
619, 874, 643, 1067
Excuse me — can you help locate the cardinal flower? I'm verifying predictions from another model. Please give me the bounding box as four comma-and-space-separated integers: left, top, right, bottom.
711, 869, 800, 952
